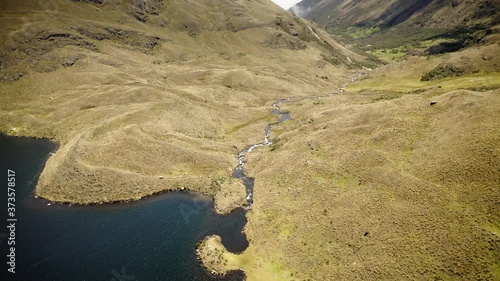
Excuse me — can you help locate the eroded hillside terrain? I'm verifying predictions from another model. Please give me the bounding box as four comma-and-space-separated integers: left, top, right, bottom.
1, 0, 499, 280
197, 39, 500, 279
195, 1, 500, 280
292, 0, 500, 28
0, 0, 362, 208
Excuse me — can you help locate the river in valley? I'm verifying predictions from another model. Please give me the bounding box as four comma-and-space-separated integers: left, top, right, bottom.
0, 71, 366, 281
233, 70, 366, 206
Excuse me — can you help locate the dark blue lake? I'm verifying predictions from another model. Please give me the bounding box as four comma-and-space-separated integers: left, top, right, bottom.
0, 134, 247, 281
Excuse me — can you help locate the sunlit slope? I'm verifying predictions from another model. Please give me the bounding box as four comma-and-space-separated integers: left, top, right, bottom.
201, 85, 500, 281
292, 0, 499, 28
348, 42, 500, 93
0, 0, 364, 204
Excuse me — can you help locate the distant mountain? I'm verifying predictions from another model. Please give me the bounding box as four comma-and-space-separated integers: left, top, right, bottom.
290, 0, 500, 28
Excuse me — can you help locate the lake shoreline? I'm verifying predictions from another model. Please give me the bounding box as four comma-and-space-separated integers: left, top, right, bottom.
1, 133, 249, 280
0, 132, 245, 215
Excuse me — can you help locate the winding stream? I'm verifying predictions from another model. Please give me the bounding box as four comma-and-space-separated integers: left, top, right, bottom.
0, 71, 366, 281
233, 70, 367, 207
232, 98, 290, 207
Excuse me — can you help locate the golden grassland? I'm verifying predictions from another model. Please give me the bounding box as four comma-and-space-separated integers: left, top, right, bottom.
348, 43, 500, 93
1, 1, 499, 280
200, 86, 500, 280
198, 41, 500, 280
0, 0, 358, 211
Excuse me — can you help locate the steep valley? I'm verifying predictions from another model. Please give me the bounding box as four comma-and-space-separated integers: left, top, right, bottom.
1, 0, 499, 280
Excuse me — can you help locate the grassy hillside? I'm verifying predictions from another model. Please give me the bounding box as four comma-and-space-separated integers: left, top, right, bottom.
0, 0, 364, 207
196, 2, 500, 280
1, 0, 499, 280
235, 86, 500, 280
198, 45, 500, 280
292, 0, 500, 29
292, 0, 500, 63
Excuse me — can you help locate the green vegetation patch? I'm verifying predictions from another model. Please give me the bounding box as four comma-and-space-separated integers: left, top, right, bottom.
329, 26, 450, 49
421, 63, 466, 81
345, 26, 380, 39
372, 94, 400, 102
328, 25, 493, 62
369, 46, 409, 61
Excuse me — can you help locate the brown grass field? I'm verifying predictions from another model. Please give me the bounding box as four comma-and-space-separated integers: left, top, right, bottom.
197, 34, 500, 281
1, 0, 499, 280
0, 0, 359, 211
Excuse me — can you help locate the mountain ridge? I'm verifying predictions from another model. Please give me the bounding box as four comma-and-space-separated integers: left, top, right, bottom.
291, 0, 500, 29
